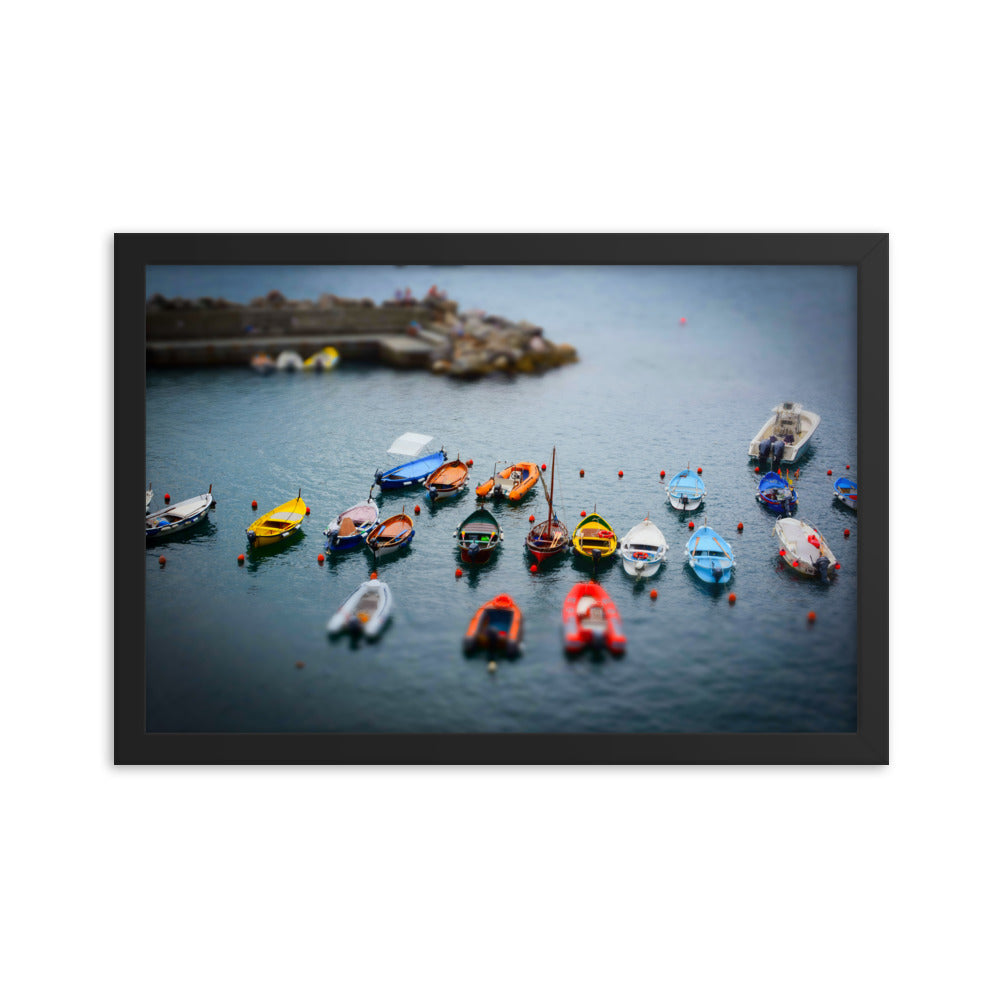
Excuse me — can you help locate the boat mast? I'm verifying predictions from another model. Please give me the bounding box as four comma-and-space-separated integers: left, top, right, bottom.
546, 446, 556, 532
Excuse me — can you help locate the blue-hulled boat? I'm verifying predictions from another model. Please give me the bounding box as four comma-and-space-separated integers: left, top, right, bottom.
686, 524, 734, 584
834, 477, 857, 510
324, 498, 380, 553
666, 468, 706, 511
146, 486, 214, 542
373, 432, 446, 490
757, 470, 797, 514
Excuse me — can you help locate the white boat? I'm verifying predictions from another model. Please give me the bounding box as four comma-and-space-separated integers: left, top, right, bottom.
773, 517, 837, 582
327, 580, 392, 638
276, 350, 304, 371
666, 468, 706, 511
145, 483, 153, 512
620, 518, 668, 578
146, 486, 214, 541
748, 402, 820, 464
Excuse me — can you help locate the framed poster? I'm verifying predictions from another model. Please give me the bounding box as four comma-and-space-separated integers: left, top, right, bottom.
117, 233, 887, 763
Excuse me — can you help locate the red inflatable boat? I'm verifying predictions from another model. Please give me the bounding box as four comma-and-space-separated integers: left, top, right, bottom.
562, 582, 626, 654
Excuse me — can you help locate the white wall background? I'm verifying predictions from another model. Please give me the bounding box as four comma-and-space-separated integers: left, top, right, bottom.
3, 2, 994, 997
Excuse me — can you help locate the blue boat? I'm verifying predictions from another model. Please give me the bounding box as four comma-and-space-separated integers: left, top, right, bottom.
373, 432, 446, 490
323, 498, 380, 553
757, 470, 797, 514
686, 525, 734, 585
666, 468, 706, 511
834, 477, 857, 510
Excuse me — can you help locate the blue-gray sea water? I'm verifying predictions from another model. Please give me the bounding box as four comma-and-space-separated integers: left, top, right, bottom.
144, 264, 857, 733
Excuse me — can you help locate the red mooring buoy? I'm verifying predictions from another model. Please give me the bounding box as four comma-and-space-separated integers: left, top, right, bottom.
844, 528, 851, 538
581, 510, 587, 518
737, 522, 744, 531
455, 568, 463, 578
305, 507, 310, 515
414, 505, 421, 515
541, 463, 546, 471
807, 611, 817, 624
697, 467, 702, 474
164, 494, 170, 503
754, 466, 760, 473
579, 469, 585, 477
688, 521, 694, 530
827, 469, 833, 476
529, 515, 535, 523
237, 553, 244, 564
467, 458, 473, 467
370, 571, 377, 580
530, 564, 538, 574
618, 470, 624, 478
660, 470, 665, 478
252, 500, 257, 510
158, 555, 166, 567
317, 553, 324, 563
846, 464, 851, 470
650, 589, 658, 600
728, 593, 736, 605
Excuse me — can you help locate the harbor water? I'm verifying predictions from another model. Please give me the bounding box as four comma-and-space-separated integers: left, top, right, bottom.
145, 264, 858, 733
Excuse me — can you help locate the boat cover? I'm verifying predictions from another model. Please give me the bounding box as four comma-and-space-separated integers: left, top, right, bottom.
388, 432, 434, 456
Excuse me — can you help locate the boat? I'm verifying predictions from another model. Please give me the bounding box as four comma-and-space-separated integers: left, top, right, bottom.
250, 352, 277, 374
246, 490, 306, 549
619, 518, 668, 578
323, 496, 380, 553
365, 510, 415, 557
562, 582, 626, 654
327, 579, 392, 638
463, 594, 522, 656
525, 447, 569, 563
303, 346, 340, 371
474, 461, 540, 502
834, 477, 858, 510
757, 470, 798, 514
773, 518, 837, 582
275, 349, 304, 371
146, 486, 214, 542
686, 523, 735, 584
374, 433, 447, 490
425, 457, 469, 502
571, 512, 618, 562
145, 483, 153, 512
454, 508, 503, 563
666, 468, 706, 511
748, 401, 820, 464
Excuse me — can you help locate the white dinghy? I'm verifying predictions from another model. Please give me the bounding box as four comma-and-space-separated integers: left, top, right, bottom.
748, 402, 820, 465
146, 486, 214, 542
773, 517, 837, 582
327, 579, 393, 638
620, 518, 668, 578
276, 350, 304, 371
145, 483, 153, 512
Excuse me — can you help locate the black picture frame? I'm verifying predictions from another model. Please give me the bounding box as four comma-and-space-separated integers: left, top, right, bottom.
116, 233, 888, 764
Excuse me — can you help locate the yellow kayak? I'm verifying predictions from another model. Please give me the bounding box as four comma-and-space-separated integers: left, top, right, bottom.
246, 492, 306, 548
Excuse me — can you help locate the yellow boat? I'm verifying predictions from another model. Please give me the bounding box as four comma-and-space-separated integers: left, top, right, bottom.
303, 346, 340, 371
246, 491, 307, 549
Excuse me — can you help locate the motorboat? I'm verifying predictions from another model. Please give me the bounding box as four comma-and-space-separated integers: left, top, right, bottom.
303, 346, 339, 371
834, 477, 857, 510
463, 594, 522, 657
619, 518, 668, 578
757, 470, 798, 514
324, 497, 380, 553
666, 468, 706, 511
748, 402, 820, 464
475, 461, 540, 502
275, 350, 304, 371
454, 509, 503, 564
146, 486, 214, 542
562, 582, 626, 654
773, 518, 837, 582
327, 579, 392, 638
686, 524, 735, 584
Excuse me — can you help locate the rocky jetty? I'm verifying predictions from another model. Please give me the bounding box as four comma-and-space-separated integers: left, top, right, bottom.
146, 290, 578, 378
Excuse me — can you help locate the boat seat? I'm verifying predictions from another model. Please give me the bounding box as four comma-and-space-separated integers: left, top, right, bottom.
339, 516, 357, 536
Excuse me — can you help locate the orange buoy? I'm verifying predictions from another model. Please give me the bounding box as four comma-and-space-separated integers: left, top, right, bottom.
697, 467, 702, 474
414, 505, 421, 515
728, 593, 736, 605
660, 470, 665, 478
530, 564, 538, 574
164, 494, 170, 503
650, 589, 658, 600
618, 470, 623, 477
688, 521, 694, 529
541, 463, 547, 471
237, 553, 244, 564
252, 500, 257, 509
807, 611, 817, 624
370, 571, 377, 580
529, 515, 535, 523
317, 553, 324, 564
455, 568, 463, 578
158, 555, 166, 566
579, 469, 585, 477
737, 522, 744, 532
844, 528, 851, 537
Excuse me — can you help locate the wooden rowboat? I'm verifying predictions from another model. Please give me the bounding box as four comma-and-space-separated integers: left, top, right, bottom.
146, 486, 214, 542
246, 491, 306, 549
571, 512, 618, 561
366, 511, 415, 556
773, 518, 837, 582
454, 509, 503, 564
425, 458, 469, 502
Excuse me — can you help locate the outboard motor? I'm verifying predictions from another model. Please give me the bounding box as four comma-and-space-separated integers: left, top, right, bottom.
772, 439, 786, 464
758, 438, 772, 464
783, 497, 792, 515
712, 565, 723, 582
815, 556, 831, 583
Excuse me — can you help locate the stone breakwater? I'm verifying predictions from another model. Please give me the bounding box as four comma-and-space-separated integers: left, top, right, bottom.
145, 290, 578, 378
